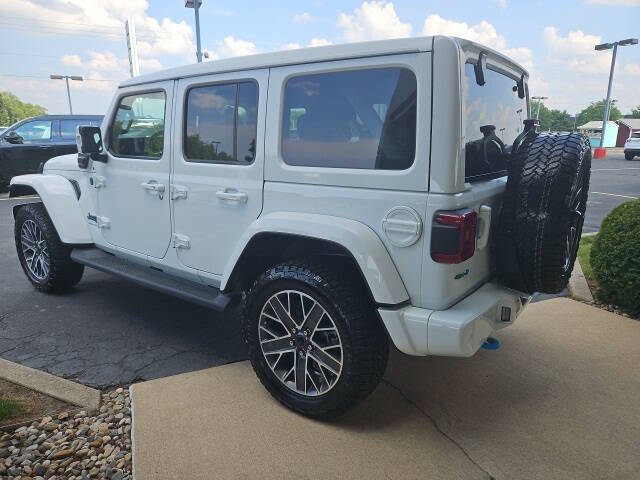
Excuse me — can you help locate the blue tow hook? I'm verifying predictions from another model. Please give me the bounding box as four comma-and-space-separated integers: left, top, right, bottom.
481, 337, 500, 350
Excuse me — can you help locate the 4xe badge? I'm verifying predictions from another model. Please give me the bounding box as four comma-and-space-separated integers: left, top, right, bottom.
455, 268, 470, 280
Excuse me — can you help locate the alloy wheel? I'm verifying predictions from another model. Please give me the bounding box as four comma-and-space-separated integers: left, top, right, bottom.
21, 219, 50, 281
258, 289, 343, 397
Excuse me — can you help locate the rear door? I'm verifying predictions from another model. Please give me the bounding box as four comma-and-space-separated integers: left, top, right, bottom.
94, 83, 174, 258
5, 119, 56, 175
171, 69, 267, 274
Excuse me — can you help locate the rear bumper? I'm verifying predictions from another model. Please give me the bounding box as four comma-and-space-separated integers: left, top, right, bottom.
378, 283, 530, 357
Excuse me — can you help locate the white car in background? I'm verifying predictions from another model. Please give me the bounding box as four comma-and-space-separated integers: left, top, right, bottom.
624, 132, 640, 160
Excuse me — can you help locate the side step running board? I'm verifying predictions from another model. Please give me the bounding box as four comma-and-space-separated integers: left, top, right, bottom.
70, 247, 233, 311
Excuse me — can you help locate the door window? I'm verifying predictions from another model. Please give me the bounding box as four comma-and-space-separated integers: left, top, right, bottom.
184, 81, 258, 164
60, 118, 101, 140
109, 91, 166, 159
14, 120, 52, 142
281, 67, 417, 170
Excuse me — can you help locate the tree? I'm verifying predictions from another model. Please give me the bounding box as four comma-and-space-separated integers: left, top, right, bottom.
535, 102, 576, 132
630, 105, 640, 118
0, 91, 47, 126
577, 99, 622, 126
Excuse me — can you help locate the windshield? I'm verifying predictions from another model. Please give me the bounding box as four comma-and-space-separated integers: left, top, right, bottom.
463, 62, 527, 181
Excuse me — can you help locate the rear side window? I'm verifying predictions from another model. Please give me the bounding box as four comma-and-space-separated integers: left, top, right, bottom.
110, 91, 166, 159
463, 63, 526, 181
60, 118, 100, 140
281, 67, 417, 170
184, 81, 258, 164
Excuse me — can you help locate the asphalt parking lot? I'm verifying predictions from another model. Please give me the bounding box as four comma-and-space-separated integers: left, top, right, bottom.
0, 149, 637, 388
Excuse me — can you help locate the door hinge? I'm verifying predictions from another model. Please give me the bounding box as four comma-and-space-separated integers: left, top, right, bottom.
172, 233, 191, 249
91, 176, 106, 189
96, 216, 110, 229
171, 185, 188, 201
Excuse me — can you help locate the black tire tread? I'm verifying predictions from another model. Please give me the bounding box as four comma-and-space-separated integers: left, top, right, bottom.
14, 203, 84, 292
243, 257, 388, 419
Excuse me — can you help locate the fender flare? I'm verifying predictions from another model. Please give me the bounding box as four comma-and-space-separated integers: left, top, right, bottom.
221, 212, 409, 305
10, 174, 92, 244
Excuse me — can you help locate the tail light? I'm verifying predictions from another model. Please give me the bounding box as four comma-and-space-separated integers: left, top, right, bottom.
431, 209, 478, 264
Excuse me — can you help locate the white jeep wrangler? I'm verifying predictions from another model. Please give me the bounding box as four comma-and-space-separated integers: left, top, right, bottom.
10, 36, 591, 419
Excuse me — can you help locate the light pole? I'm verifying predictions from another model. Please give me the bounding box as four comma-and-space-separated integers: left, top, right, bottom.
50, 75, 83, 114
185, 0, 203, 63
531, 96, 548, 120
594, 38, 638, 154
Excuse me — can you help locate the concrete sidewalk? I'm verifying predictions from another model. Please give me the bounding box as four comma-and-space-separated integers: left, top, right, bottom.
130, 299, 640, 480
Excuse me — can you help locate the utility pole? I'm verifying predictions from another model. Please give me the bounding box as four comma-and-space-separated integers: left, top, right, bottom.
125, 17, 140, 77
185, 0, 203, 63
50, 75, 83, 114
594, 38, 637, 154
531, 96, 548, 120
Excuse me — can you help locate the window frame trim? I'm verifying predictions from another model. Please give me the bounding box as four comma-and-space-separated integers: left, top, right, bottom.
182, 78, 259, 166
279, 65, 418, 171
107, 88, 168, 161
14, 119, 54, 143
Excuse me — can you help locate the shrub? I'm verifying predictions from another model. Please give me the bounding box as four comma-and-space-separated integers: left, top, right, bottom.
590, 199, 640, 315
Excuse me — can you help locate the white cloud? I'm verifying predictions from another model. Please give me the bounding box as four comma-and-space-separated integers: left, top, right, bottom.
422, 14, 508, 50
337, 1, 411, 42
585, 0, 640, 5
542, 27, 611, 75
280, 42, 302, 51
624, 63, 640, 76
493, 0, 508, 7
309, 38, 332, 47
293, 13, 315, 23
60, 54, 83, 67
209, 36, 258, 60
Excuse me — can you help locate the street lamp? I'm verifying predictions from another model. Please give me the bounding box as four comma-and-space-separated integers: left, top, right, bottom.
531, 96, 548, 120
594, 37, 638, 156
185, 0, 203, 63
50, 75, 83, 114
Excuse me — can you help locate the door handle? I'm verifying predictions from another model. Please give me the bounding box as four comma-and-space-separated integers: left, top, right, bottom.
216, 189, 247, 204
141, 180, 165, 199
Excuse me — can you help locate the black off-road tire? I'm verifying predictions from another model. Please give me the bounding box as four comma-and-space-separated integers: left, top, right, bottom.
625, 153, 634, 161
15, 203, 84, 292
495, 132, 591, 294
243, 258, 389, 419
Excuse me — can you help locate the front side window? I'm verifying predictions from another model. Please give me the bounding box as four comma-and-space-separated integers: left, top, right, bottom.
14, 120, 52, 142
281, 67, 417, 170
60, 118, 100, 140
184, 81, 258, 163
110, 91, 166, 159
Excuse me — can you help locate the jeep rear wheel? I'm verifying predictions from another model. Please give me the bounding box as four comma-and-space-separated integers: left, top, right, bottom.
243, 258, 388, 419
15, 203, 84, 292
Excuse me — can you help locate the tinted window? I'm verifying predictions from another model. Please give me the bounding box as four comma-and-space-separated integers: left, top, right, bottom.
184, 81, 258, 163
463, 63, 526, 181
110, 91, 165, 158
14, 120, 52, 142
281, 68, 417, 170
60, 118, 100, 140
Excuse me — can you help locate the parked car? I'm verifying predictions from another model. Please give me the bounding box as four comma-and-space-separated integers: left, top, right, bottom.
8, 37, 591, 419
624, 132, 640, 160
0, 115, 103, 189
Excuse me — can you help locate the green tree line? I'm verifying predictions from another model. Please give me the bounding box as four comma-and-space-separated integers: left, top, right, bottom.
532, 98, 640, 132
0, 91, 47, 127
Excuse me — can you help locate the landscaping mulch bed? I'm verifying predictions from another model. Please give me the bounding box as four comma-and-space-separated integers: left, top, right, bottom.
0, 387, 132, 479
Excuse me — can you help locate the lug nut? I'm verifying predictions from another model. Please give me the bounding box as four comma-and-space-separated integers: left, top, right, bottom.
307, 344, 313, 351
289, 340, 294, 346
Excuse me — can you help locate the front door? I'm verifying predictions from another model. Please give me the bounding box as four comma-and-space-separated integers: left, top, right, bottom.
172, 70, 267, 274
95, 83, 174, 258
4, 119, 56, 176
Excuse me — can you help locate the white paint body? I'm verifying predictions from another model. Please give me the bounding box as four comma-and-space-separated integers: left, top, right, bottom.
11, 36, 532, 357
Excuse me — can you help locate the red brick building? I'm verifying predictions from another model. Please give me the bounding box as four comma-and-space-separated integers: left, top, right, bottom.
616, 119, 640, 147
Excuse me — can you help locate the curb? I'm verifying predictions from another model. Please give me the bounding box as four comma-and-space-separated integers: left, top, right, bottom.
0, 358, 100, 412
569, 259, 594, 303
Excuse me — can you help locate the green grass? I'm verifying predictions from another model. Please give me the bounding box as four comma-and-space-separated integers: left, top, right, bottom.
0, 397, 25, 421
577, 234, 596, 282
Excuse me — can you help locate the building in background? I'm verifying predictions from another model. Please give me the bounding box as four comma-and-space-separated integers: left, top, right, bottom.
578, 121, 618, 148
615, 118, 640, 147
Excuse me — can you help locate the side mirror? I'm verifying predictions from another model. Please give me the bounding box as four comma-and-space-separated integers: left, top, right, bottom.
5, 131, 23, 144
76, 126, 107, 169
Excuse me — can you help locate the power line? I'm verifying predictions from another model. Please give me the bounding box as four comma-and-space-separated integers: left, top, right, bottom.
0, 74, 120, 82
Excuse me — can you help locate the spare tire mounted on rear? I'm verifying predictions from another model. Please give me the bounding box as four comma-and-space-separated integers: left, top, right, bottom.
495, 124, 592, 295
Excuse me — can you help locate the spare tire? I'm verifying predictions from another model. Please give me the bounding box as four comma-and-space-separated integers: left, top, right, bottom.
495, 132, 591, 294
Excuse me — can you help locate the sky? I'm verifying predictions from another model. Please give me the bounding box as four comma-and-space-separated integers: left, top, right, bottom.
0, 0, 639, 119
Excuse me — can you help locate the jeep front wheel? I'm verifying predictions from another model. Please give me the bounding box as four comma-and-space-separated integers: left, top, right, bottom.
15, 203, 84, 292
243, 259, 388, 419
